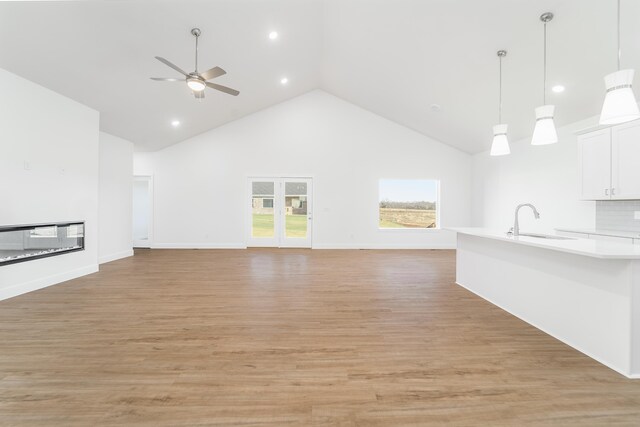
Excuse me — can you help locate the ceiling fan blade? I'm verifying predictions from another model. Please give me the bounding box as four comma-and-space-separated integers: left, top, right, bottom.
205, 82, 240, 96
155, 56, 188, 76
193, 90, 205, 99
150, 77, 183, 82
200, 66, 226, 80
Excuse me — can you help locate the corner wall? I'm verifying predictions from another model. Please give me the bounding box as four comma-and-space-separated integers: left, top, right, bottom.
98, 132, 134, 263
134, 90, 472, 249
0, 68, 100, 300
471, 117, 597, 233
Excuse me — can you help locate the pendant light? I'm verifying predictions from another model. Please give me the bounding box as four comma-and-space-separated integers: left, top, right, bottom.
599, 0, 640, 125
531, 12, 558, 146
491, 50, 510, 156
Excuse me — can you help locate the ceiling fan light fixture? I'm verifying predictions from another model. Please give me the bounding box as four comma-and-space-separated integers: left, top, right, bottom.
151, 28, 239, 98
187, 77, 206, 92
600, 69, 640, 125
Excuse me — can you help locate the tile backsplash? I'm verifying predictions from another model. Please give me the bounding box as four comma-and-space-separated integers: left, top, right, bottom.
596, 200, 640, 232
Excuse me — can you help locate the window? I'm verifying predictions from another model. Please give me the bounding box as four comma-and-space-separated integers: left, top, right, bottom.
379, 179, 439, 229
263, 198, 274, 208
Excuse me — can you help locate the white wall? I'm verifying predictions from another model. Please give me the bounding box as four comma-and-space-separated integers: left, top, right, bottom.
132, 178, 151, 243
98, 132, 134, 264
471, 117, 598, 233
134, 90, 472, 249
0, 67, 100, 300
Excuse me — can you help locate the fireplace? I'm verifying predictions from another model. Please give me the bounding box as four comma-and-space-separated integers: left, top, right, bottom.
0, 222, 85, 266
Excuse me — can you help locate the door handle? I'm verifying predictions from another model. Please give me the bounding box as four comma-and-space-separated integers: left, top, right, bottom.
605, 188, 609, 196
612, 188, 616, 196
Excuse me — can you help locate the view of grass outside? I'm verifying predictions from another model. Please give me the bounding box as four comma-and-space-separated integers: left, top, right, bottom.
285, 215, 307, 237
252, 214, 274, 237
252, 214, 307, 237
379, 179, 438, 228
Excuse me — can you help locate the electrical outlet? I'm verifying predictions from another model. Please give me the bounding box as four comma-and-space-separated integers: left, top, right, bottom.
634, 211, 640, 220
23, 161, 30, 171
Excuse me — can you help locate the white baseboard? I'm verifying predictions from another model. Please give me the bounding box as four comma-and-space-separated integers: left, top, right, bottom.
152, 243, 247, 249
312, 243, 456, 249
99, 249, 134, 264
133, 243, 454, 250
0, 264, 99, 302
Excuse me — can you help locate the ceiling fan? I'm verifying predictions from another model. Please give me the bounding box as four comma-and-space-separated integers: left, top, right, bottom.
151, 28, 239, 99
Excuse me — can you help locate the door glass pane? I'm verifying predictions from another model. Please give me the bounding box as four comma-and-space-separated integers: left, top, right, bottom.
284, 182, 307, 238
252, 181, 275, 237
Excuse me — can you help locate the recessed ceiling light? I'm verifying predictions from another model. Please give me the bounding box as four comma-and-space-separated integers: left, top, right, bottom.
269, 31, 278, 40
552, 84, 565, 93
171, 120, 180, 127
429, 103, 442, 112
280, 77, 289, 85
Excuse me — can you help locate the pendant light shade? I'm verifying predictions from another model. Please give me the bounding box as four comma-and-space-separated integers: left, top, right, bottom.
600, 69, 640, 125
532, 105, 558, 145
599, 0, 639, 125
531, 12, 557, 146
490, 50, 510, 156
491, 124, 510, 156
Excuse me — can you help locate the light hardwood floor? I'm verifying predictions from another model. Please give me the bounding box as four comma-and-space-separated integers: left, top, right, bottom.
1, 249, 640, 426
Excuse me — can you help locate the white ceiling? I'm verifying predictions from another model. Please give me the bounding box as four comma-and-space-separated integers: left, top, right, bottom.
0, 0, 323, 151
1, 0, 639, 153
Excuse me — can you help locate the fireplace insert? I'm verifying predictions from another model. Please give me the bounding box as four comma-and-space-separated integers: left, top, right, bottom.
0, 222, 85, 266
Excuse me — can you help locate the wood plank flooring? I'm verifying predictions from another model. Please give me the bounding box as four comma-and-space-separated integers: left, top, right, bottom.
1, 249, 640, 425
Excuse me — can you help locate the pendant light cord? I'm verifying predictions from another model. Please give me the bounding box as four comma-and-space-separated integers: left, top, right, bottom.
499, 54, 503, 123
543, 20, 547, 105
617, 0, 621, 70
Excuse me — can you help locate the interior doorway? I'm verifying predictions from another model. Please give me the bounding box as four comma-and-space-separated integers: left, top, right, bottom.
133, 176, 153, 248
247, 177, 313, 248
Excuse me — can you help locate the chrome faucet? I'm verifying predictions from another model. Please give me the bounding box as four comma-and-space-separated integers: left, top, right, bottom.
512, 203, 540, 237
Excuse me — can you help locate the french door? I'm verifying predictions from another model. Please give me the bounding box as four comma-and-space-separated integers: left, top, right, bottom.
247, 177, 313, 248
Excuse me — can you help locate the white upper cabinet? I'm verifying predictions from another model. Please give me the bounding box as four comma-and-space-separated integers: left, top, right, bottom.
611, 121, 640, 199
578, 120, 640, 200
578, 128, 611, 200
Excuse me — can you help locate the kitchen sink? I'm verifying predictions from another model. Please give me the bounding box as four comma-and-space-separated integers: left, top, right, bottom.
517, 233, 576, 240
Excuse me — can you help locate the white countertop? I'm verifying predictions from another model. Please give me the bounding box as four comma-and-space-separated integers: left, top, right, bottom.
449, 227, 640, 259
555, 227, 640, 239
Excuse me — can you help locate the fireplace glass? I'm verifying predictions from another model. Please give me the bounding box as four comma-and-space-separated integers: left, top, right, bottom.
0, 222, 85, 266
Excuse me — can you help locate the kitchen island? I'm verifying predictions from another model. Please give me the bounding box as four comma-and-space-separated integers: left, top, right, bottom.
451, 227, 640, 378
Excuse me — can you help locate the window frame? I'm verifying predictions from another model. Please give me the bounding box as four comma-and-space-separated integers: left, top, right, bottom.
377, 179, 441, 231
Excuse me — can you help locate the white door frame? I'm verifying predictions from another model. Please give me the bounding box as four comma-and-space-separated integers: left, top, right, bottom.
133, 175, 153, 248
246, 177, 313, 248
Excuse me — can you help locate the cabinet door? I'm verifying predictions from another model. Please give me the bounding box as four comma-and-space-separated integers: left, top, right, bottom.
578, 129, 611, 200
611, 121, 640, 199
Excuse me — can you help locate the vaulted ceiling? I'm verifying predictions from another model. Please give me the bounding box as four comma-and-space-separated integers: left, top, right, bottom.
1, 0, 639, 153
